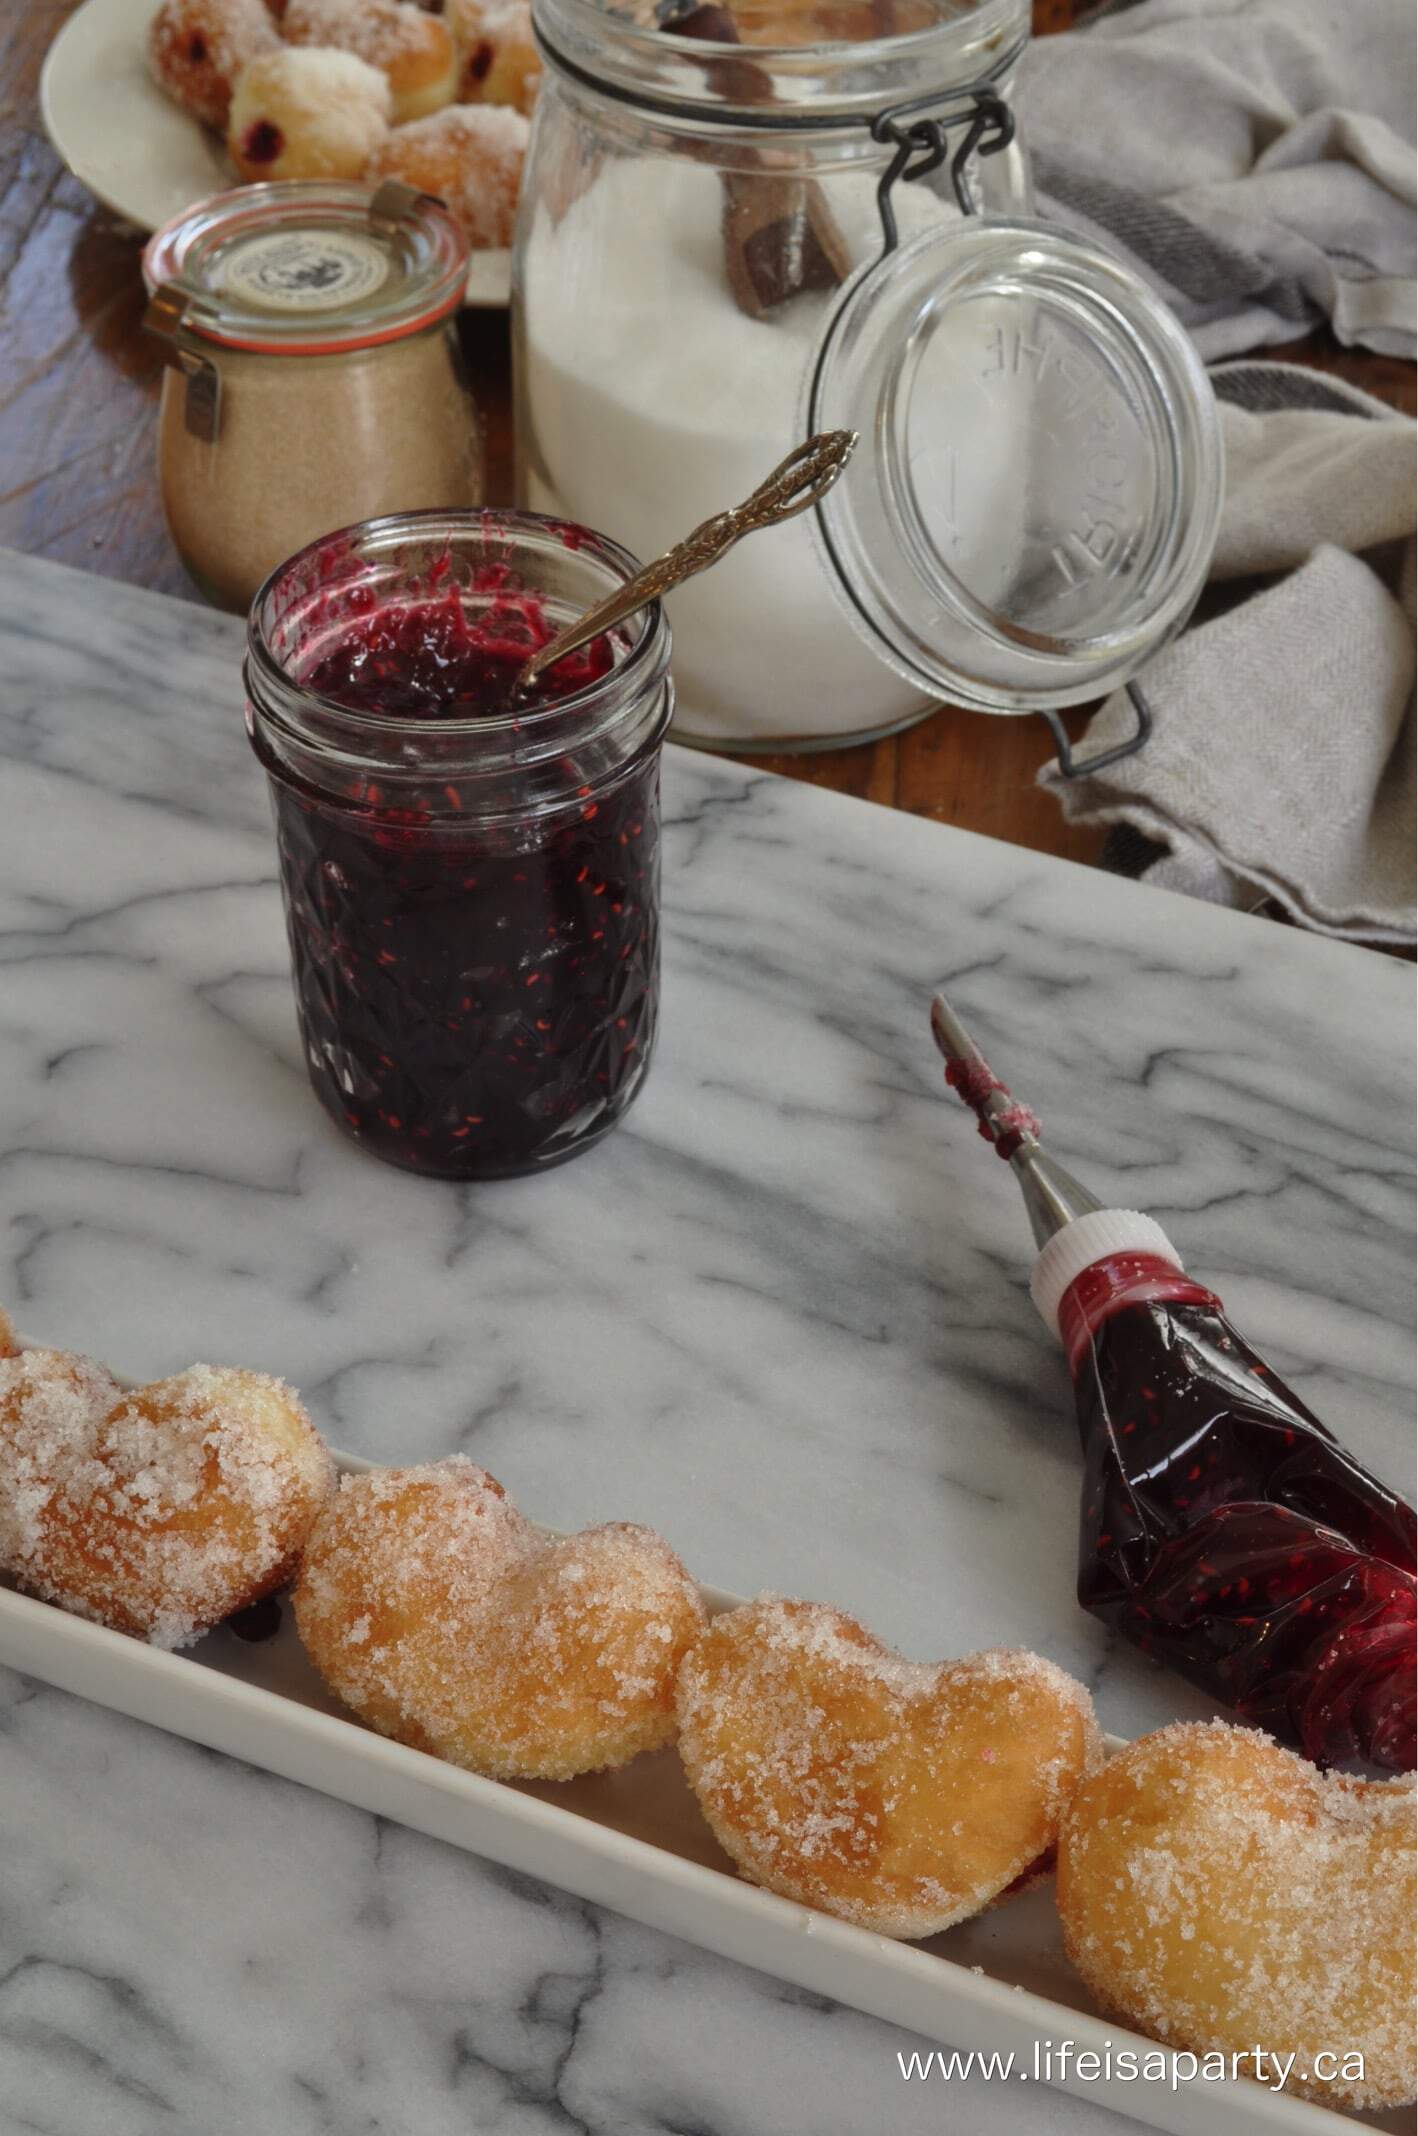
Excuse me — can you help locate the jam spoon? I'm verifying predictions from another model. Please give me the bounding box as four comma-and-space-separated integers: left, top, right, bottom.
515, 429, 857, 697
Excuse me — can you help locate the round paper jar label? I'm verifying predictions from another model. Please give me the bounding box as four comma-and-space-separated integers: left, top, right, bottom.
219, 229, 391, 312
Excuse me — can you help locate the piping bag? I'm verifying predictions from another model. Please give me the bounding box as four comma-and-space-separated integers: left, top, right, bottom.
931, 991, 1417, 1775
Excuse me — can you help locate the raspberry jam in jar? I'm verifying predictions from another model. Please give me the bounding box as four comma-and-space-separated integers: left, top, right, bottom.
244, 510, 673, 1179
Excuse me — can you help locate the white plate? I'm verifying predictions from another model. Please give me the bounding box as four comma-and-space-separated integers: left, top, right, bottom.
39, 0, 513, 307
0, 1428, 1403, 2136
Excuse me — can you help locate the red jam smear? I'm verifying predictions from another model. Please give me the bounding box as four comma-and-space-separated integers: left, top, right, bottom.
1065, 1255, 1417, 1773
241, 121, 284, 166
941, 1051, 1041, 1161
266, 583, 659, 1181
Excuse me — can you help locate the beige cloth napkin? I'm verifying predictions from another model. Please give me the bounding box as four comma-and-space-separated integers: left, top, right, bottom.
1018, 0, 1417, 361
1040, 363, 1417, 945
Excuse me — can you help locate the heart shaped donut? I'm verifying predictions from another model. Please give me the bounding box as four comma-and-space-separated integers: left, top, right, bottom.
1057, 1721, 1417, 2111
675, 1597, 1101, 1937
0, 1347, 333, 1648
293, 1457, 708, 1780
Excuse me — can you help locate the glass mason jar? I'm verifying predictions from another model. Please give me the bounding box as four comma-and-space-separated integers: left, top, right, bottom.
244, 509, 673, 1181
514, 0, 1224, 762
145, 181, 483, 616
514, 0, 1034, 751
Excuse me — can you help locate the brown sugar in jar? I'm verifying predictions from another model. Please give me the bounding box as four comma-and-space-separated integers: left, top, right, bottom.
145, 178, 482, 612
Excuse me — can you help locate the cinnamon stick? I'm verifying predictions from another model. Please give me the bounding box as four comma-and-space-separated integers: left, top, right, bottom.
660, 1, 855, 316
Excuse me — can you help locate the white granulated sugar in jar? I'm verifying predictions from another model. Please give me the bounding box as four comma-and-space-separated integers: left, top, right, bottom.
521, 155, 953, 748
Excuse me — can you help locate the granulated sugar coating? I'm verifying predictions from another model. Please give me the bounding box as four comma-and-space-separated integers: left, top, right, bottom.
365, 104, 529, 249
675, 1598, 1101, 1939
1056, 1720, 1418, 2110
0, 1348, 119, 1572
147, 0, 279, 131
1, 1359, 334, 1648
227, 47, 392, 184
283, 0, 457, 125
445, 0, 539, 114
293, 1457, 707, 1780
285, 0, 447, 67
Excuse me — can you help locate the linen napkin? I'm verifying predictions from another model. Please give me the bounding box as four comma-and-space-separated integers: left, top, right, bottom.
1015, 0, 1417, 360
1039, 362, 1417, 946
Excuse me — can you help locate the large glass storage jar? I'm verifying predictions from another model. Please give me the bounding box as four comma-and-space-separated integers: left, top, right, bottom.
245, 509, 673, 1181
146, 182, 483, 615
514, 0, 1034, 752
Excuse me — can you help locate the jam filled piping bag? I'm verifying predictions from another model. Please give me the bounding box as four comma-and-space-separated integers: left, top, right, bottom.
931, 991, 1417, 1774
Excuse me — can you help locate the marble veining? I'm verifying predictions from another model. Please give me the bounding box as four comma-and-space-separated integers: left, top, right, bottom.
0, 551, 1413, 2136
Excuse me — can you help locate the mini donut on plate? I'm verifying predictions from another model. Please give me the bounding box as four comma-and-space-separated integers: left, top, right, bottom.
1057, 1721, 1417, 2111
4, 1361, 334, 1649
0, 1347, 117, 1573
446, 0, 539, 115
364, 104, 528, 248
228, 46, 392, 182
676, 1597, 1102, 1938
148, 0, 280, 131
284, 0, 458, 125
294, 1456, 707, 1780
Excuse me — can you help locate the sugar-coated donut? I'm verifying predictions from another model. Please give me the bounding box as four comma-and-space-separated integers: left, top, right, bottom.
284, 0, 457, 125
0, 1348, 118, 1574
148, 0, 279, 129
293, 1457, 707, 1780
228, 46, 392, 181
446, 0, 539, 114
5, 1362, 334, 1648
364, 104, 527, 248
0, 1306, 17, 1358
1057, 1721, 1417, 2111
676, 1598, 1102, 1937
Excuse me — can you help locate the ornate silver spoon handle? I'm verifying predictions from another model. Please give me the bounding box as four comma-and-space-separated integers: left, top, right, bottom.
516, 429, 857, 696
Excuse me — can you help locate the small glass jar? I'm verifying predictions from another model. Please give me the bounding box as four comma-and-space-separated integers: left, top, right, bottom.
145, 181, 483, 615
514, 0, 1034, 751
244, 509, 673, 1180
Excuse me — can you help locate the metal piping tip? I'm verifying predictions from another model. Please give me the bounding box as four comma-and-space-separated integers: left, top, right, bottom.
931, 990, 1104, 1249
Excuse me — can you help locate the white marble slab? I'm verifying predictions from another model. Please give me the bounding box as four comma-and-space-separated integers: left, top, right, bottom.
0, 549, 1413, 2136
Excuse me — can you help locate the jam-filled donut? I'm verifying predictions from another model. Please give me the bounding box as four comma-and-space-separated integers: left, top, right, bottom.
283, 0, 458, 125
364, 104, 528, 248
3, 1359, 334, 1648
676, 1598, 1102, 1937
293, 1457, 707, 1779
148, 0, 279, 130
228, 46, 392, 181
1057, 1722, 1417, 2111
446, 0, 539, 114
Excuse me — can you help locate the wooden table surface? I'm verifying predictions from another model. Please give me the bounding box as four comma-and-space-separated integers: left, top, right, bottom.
3, 0, 1414, 866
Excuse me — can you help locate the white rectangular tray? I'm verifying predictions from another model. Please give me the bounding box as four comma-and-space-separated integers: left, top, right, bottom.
0, 1445, 1406, 2136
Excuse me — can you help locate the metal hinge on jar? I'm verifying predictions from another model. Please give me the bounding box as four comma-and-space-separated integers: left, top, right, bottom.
367, 179, 447, 241
143, 283, 223, 443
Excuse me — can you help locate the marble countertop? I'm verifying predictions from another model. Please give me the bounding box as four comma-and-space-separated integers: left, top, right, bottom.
1, 551, 1413, 2136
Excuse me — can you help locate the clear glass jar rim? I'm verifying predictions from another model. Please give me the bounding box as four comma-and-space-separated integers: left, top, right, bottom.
143, 182, 469, 355
533, 0, 1029, 124
245, 508, 672, 767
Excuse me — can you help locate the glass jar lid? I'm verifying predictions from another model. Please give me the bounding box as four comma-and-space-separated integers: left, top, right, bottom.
142, 180, 468, 355
806, 216, 1223, 711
